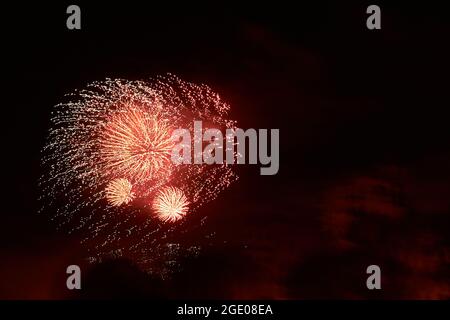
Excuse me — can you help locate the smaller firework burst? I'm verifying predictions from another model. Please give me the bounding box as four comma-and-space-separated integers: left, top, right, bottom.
152, 186, 190, 223
105, 178, 135, 206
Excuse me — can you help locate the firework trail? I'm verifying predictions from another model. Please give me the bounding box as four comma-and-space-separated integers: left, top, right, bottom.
40, 74, 238, 276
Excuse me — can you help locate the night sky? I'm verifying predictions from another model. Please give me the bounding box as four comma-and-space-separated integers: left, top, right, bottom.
2, 2, 450, 299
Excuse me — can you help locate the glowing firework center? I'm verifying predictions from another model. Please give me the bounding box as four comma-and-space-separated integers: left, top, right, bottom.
98, 104, 193, 222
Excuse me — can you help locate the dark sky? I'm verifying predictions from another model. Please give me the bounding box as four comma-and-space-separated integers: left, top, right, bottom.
1, 2, 450, 299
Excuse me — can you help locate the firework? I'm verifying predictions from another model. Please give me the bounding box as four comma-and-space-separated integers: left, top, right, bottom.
152, 186, 190, 223
105, 178, 134, 206
100, 107, 175, 182
40, 74, 238, 275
